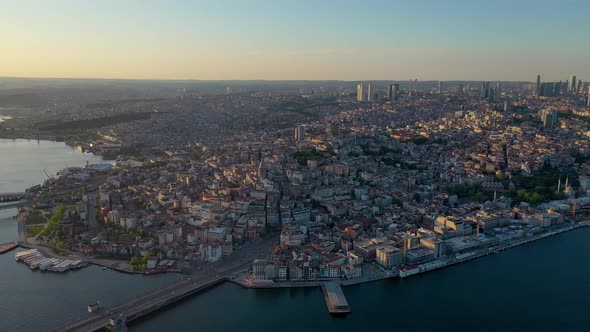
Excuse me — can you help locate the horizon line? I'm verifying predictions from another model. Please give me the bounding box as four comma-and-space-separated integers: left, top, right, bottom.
0, 75, 541, 84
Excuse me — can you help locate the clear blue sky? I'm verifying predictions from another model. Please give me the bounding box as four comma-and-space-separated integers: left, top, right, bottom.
1, 0, 589, 81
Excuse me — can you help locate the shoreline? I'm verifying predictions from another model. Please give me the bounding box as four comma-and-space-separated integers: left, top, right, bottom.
230, 222, 588, 289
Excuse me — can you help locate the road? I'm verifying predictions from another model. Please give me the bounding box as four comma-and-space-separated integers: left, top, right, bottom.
87, 193, 97, 230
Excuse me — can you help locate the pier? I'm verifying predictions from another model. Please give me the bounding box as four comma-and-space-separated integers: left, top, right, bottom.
51, 276, 227, 332
0, 242, 18, 254
321, 282, 350, 315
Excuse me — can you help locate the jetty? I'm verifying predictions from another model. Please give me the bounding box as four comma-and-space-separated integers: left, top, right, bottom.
321, 282, 350, 315
0, 242, 18, 254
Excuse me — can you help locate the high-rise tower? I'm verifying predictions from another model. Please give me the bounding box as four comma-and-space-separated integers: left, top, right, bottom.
356, 84, 364, 102
569, 75, 577, 92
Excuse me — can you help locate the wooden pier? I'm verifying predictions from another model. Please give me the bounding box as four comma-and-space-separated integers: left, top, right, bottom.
0, 242, 18, 254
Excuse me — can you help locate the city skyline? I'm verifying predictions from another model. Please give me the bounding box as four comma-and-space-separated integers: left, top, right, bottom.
2, 0, 589, 81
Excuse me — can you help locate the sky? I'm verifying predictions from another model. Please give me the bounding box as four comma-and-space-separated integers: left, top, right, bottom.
1, 0, 589, 81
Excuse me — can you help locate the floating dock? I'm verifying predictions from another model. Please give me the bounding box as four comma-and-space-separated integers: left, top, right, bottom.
15, 249, 86, 272
321, 282, 350, 315
0, 242, 18, 254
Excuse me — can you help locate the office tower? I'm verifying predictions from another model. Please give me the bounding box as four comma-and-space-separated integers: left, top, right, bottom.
392, 83, 399, 101
387, 84, 393, 99
480, 81, 490, 99
496, 81, 501, 94
536, 75, 541, 95
356, 84, 364, 102
437, 81, 443, 94
294, 125, 305, 141
539, 83, 556, 97
540, 109, 558, 128
554, 81, 561, 96
367, 84, 373, 101
457, 84, 464, 94
504, 101, 509, 112
577, 80, 583, 94
537, 83, 547, 97
569, 75, 577, 92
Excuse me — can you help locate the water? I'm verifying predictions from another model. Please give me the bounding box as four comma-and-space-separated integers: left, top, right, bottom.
0, 139, 107, 193
1, 139, 590, 332
132, 228, 590, 332
0, 250, 179, 331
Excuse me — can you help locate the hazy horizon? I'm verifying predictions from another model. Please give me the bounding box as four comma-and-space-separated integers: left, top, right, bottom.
2, 0, 589, 81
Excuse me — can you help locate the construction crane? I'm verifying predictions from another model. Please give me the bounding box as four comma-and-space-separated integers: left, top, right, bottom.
41, 168, 56, 194
42, 168, 54, 180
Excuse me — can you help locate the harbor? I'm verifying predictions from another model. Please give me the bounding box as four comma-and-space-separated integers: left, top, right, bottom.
15, 248, 87, 272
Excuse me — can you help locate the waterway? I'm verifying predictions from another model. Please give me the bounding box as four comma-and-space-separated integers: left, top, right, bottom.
1, 139, 590, 331
0, 138, 108, 193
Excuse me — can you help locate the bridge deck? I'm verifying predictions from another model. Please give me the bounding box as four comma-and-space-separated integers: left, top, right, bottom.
52, 277, 226, 332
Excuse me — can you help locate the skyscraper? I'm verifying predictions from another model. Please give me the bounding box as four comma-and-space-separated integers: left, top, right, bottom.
554, 81, 561, 96
540, 109, 558, 128
540, 83, 555, 97
437, 81, 443, 94
356, 84, 364, 102
569, 75, 577, 92
536, 75, 541, 96
367, 84, 373, 101
391, 83, 399, 101
480, 82, 490, 99
294, 125, 305, 141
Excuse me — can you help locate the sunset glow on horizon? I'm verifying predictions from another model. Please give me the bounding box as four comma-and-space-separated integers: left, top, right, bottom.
2, 0, 589, 81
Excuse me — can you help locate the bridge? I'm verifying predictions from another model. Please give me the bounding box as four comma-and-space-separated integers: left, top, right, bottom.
51, 235, 278, 331
52, 276, 228, 332
0, 192, 33, 202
